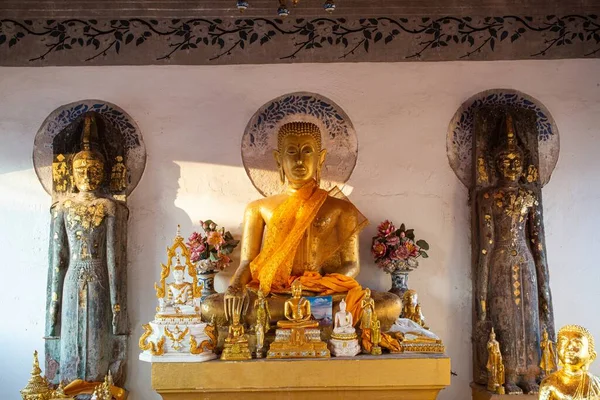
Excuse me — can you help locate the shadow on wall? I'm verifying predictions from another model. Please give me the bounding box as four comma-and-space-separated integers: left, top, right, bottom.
125, 160, 191, 400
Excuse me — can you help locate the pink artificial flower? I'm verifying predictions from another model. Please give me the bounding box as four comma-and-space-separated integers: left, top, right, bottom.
386, 236, 400, 246
187, 231, 203, 247
393, 245, 410, 260
377, 220, 396, 237
371, 242, 387, 259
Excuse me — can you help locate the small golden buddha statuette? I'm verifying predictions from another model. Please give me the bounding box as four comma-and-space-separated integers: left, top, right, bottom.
220, 291, 252, 361
539, 324, 600, 399
401, 289, 428, 329
371, 318, 383, 356
540, 328, 558, 377
267, 280, 330, 358
486, 328, 506, 394
254, 290, 271, 358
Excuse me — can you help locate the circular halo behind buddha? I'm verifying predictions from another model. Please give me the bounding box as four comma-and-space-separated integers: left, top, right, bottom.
242, 92, 358, 197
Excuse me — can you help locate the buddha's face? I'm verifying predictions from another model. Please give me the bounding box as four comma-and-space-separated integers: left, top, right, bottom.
274, 134, 326, 188
73, 157, 104, 192
558, 331, 592, 370
292, 282, 302, 297
173, 269, 184, 284
497, 152, 523, 182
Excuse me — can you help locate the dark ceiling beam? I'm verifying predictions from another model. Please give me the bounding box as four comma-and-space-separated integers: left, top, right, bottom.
0, 0, 598, 18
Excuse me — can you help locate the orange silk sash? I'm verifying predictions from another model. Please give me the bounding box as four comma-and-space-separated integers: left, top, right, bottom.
249, 180, 328, 295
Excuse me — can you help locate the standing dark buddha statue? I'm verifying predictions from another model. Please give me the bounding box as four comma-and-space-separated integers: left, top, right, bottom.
475, 113, 554, 395
45, 115, 129, 387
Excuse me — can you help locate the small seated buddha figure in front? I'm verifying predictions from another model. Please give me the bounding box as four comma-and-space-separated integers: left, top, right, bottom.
329, 298, 361, 357
201, 121, 402, 331
539, 325, 600, 400
221, 297, 252, 361
400, 289, 428, 329
267, 280, 329, 358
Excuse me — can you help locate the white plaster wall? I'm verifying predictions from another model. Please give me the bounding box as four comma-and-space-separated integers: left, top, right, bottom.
0, 60, 599, 400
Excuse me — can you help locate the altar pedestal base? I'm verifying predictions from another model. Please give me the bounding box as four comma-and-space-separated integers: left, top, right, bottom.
471, 383, 537, 400
151, 354, 451, 400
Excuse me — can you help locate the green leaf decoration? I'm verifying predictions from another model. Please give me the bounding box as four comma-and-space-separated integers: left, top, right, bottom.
419, 250, 429, 258
416, 240, 430, 250
209, 251, 219, 262
400, 223, 406, 232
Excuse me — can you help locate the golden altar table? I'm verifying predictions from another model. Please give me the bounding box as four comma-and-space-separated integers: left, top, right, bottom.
151, 354, 451, 400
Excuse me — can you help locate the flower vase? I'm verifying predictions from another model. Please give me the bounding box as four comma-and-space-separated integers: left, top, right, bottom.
389, 270, 410, 298
197, 271, 217, 301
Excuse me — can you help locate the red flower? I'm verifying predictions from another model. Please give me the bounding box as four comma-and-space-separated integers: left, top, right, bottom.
371, 241, 387, 259
377, 220, 396, 237
404, 240, 420, 258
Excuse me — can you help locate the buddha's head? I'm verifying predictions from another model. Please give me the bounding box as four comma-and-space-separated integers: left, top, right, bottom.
73, 115, 105, 193
291, 279, 303, 297
557, 325, 596, 371
274, 121, 327, 189
495, 114, 523, 183
542, 329, 549, 341
364, 287, 371, 300
489, 327, 496, 341
403, 289, 418, 309
339, 299, 347, 312
173, 265, 185, 284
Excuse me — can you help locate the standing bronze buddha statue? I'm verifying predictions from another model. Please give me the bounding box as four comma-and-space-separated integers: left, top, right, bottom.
474, 113, 554, 394
45, 115, 129, 387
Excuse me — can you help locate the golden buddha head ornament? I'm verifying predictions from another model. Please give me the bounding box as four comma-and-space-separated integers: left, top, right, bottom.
403, 289, 418, 308
274, 121, 327, 187
557, 324, 596, 371
495, 114, 524, 182
73, 115, 105, 192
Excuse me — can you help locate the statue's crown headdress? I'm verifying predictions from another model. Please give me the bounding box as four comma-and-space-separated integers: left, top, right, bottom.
495, 113, 523, 161
277, 121, 322, 151
73, 114, 105, 166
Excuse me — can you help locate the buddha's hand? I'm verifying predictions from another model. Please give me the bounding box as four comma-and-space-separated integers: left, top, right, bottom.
224, 284, 247, 322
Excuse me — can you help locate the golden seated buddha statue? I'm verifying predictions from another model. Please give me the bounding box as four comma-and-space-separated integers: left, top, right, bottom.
201, 121, 402, 331
267, 280, 329, 359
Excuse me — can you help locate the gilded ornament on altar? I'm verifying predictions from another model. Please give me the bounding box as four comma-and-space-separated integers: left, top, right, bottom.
473, 110, 554, 394
267, 280, 330, 359
486, 328, 505, 395
21, 351, 53, 400
190, 317, 217, 355
540, 328, 558, 377
139, 227, 217, 363
202, 118, 401, 331
539, 325, 600, 399
138, 324, 166, 356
